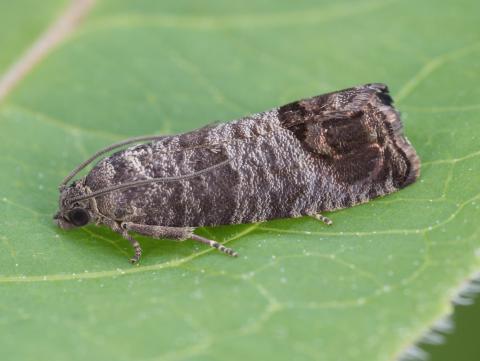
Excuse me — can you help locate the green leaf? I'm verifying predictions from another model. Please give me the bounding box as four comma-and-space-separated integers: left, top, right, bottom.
1, 1, 479, 360
0, 0, 66, 74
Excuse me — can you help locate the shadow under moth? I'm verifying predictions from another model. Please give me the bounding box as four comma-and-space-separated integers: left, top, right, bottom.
54, 83, 420, 263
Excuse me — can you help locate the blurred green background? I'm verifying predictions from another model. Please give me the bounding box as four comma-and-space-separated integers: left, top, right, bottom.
0, 1, 479, 361
427, 294, 480, 361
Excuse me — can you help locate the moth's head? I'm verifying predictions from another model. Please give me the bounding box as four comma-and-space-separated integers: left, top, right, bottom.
54, 179, 93, 230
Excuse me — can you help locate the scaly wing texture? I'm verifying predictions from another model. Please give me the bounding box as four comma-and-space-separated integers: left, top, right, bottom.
0, 1, 479, 361
278, 83, 420, 206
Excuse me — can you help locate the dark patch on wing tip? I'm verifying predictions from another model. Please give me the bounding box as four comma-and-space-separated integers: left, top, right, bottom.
365, 83, 393, 106
277, 84, 420, 191
380, 105, 421, 189
365, 83, 388, 92
362, 83, 420, 188
400, 143, 421, 187
376, 91, 394, 106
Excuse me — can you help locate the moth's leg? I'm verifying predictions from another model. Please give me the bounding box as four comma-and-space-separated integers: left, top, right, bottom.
122, 232, 143, 264
121, 222, 238, 257
311, 213, 333, 226
121, 222, 194, 240
190, 234, 238, 257
105, 220, 143, 264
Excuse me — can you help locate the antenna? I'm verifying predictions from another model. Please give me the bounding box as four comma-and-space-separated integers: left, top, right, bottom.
67, 157, 235, 204
59, 135, 167, 190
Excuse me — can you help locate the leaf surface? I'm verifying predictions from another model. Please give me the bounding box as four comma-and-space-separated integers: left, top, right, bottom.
1, 1, 479, 360
0, 0, 66, 74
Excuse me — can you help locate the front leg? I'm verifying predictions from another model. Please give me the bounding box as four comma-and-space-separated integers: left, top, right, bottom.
105, 220, 143, 264
121, 222, 238, 260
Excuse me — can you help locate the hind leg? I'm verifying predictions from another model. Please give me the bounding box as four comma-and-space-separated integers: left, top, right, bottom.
311, 213, 333, 225
121, 222, 238, 259
190, 233, 238, 257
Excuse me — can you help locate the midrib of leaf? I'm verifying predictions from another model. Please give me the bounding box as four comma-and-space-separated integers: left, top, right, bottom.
0, 0, 95, 102
0, 1, 479, 361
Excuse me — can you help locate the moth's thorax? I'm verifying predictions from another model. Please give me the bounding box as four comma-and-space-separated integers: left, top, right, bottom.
58, 178, 88, 206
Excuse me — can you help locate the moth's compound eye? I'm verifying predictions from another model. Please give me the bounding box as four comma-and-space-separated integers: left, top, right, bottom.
67, 208, 90, 227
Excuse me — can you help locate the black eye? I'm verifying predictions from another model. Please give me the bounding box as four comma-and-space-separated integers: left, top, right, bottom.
67, 208, 90, 227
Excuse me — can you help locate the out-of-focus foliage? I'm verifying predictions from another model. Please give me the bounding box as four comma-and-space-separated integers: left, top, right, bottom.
0, 1, 479, 360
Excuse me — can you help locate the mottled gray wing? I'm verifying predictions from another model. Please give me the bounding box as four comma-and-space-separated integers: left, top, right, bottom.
85, 83, 419, 228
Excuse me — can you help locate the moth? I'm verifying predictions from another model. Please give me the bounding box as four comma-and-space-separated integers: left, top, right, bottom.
54, 83, 420, 263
